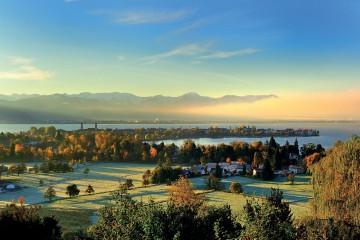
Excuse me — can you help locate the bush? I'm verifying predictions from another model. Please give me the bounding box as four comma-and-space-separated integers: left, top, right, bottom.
229, 182, 243, 194
288, 173, 295, 184
0, 204, 62, 240
207, 174, 223, 190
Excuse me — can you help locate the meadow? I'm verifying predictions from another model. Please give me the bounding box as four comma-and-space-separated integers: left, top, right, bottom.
0, 162, 313, 234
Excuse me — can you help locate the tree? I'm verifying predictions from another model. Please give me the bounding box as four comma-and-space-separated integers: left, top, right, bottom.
214, 163, 222, 178
288, 173, 295, 185
261, 157, 274, 180
66, 184, 80, 198
242, 188, 295, 240
0, 204, 62, 240
83, 167, 90, 175
229, 182, 243, 194
207, 173, 223, 191
167, 176, 206, 211
18, 196, 25, 206
142, 169, 151, 187
85, 185, 95, 194
89, 178, 241, 240
44, 186, 56, 201
123, 179, 133, 190
310, 135, 360, 226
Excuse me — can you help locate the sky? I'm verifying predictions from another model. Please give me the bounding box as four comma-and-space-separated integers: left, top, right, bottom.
0, 0, 360, 120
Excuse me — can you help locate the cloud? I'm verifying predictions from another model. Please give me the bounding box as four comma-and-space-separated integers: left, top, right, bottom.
91, 8, 195, 25
199, 48, 259, 60
144, 43, 210, 64
0, 57, 55, 81
11, 57, 34, 65
174, 18, 209, 35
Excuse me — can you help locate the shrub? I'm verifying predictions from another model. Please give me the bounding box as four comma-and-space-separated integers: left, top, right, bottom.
288, 173, 295, 184
229, 182, 243, 194
207, 174, 223, 190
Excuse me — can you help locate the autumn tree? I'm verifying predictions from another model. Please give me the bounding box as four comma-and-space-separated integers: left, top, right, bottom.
85, 185, 95, 194
44, 186, 56, 201
142, 169, 151, 187
18, 196, 25, 206
229, 182, 243, 194
310, 135, 360, 226
167, 176, 206, 211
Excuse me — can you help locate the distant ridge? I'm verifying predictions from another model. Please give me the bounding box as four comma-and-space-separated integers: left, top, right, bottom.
0, 92, 278, 123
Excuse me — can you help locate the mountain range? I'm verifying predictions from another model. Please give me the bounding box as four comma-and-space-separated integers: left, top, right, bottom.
0, 92, 278, 123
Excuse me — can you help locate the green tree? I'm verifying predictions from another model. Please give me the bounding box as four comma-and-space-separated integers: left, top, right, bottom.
44, 186, 56, 201
0, 204, 62, 240
89, 177, 241, 240
261, 157, 274, 180
83, 167, 90, 175
242, 188, 295, 240
207, 173, 223, 190
124, 179, 133, 190
9, 142, 15, 160
65, 184, 80, 198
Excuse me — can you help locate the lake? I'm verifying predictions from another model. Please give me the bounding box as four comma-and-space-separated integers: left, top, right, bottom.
0, 122, 359, 150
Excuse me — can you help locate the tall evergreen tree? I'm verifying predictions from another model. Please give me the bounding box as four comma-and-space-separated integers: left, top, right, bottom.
261, 157, 274, 180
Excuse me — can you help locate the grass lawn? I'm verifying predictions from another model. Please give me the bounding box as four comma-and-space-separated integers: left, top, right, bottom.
0, 162, 313, 237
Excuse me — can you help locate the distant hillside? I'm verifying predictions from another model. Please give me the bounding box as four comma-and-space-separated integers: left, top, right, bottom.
0, 92, 278, 123
0, 106, 36, 123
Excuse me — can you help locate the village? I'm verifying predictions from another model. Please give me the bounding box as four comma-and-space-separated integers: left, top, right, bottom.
182, 153, 305, 179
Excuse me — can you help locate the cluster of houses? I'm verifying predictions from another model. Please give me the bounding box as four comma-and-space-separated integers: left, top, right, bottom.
182, 162, 248, 178
181, 154, 306, 179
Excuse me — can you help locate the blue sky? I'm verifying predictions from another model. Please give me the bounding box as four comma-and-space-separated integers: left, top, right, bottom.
0, 0, 360, 119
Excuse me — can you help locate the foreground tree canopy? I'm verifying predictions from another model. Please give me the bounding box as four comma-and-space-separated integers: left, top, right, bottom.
0, 204, 61, 240
310, 135, 360, 226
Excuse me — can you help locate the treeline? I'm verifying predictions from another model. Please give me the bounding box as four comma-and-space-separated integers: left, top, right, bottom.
0, 127, 324, 172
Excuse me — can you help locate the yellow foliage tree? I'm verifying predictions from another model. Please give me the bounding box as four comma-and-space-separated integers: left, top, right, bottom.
167, 176, 206, 211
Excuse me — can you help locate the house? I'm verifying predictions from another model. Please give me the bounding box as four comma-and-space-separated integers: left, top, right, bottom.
181, 169, 191, 178
253, 168, 263, 177
289, 153, 299, 165
6, 184, 15, 190
288, 165, 306, 174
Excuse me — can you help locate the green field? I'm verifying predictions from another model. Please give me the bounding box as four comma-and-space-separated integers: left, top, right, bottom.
0, 162, 313, 234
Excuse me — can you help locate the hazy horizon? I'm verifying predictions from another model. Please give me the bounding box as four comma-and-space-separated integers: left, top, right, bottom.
1, 1, 359, 120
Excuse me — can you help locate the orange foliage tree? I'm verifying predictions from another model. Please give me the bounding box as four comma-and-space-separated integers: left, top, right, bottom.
167, 176, 206, 211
